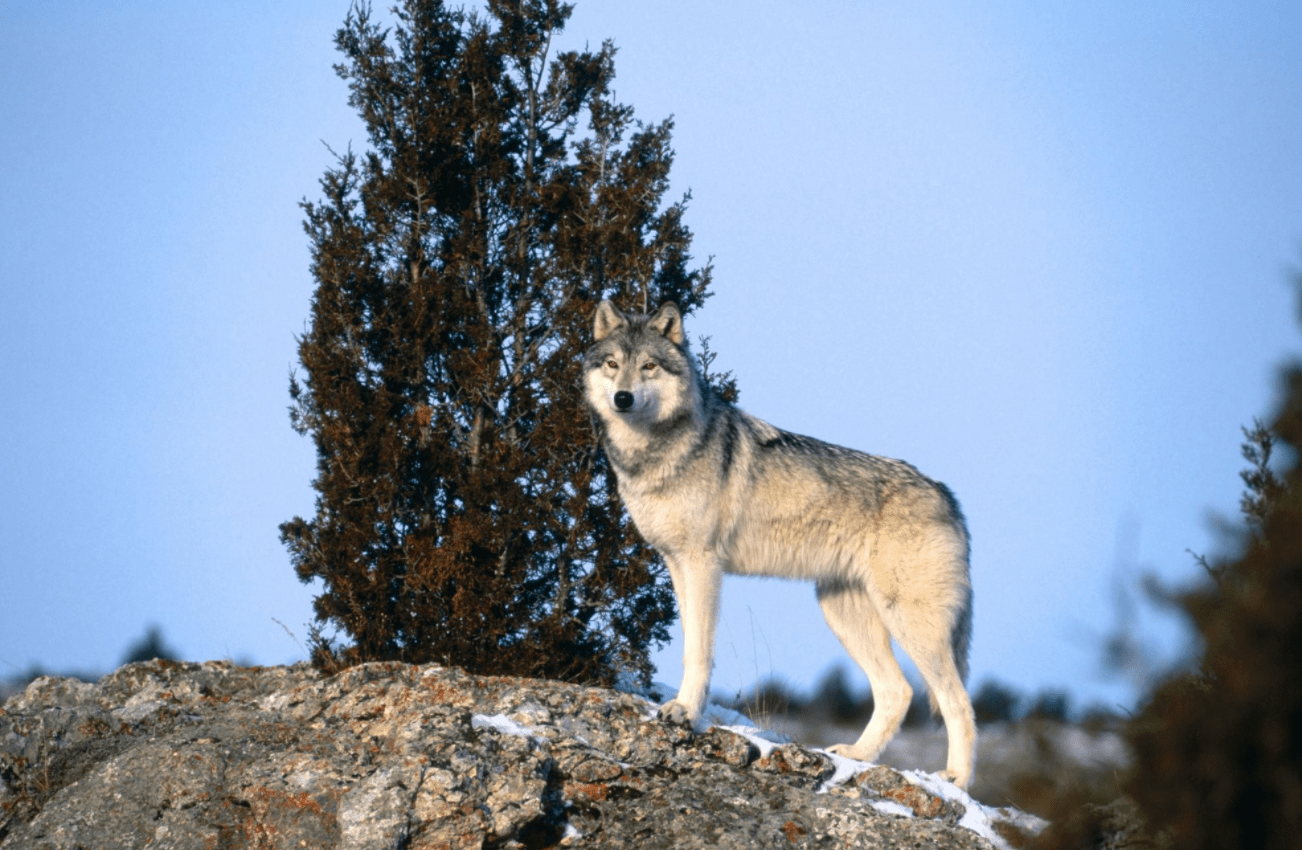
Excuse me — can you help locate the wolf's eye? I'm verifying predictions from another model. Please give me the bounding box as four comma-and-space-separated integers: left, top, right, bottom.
642, 361, 657, 372
605, 359, 618, 370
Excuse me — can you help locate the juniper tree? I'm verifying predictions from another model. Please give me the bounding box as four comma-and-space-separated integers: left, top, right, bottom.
281, 0, 719, 684
1124, 275, 1302, 849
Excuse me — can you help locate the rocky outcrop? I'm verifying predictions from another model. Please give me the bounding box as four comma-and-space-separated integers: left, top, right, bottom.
1, 660, 1043, 849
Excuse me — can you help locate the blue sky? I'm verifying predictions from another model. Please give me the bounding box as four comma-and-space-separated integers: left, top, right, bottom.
2, 1, 1300, 714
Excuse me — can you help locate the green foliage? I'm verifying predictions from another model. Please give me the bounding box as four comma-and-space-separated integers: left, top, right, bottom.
1239, 416, 1286, 537
1125, 304, 1302, 847
281, 0, 714, 685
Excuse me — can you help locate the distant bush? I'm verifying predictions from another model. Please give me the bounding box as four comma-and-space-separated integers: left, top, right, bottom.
728, 664, 988, 730
813, 666, 867, 723
723, 676, 807, 725
971, 679, 1023, 724
120, 625, 179, 665
1025, 689, 1072, 723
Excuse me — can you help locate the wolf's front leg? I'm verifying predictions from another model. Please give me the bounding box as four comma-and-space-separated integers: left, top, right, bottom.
658, 554, 723, 727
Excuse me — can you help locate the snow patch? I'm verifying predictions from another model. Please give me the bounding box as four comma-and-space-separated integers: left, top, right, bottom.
472, 713, 539, 740
870, 799, 915, 818
717, 724, 786, 759
614, 678, 793, 746
814, 749, 875, 793
611, 676, 1048, 848
900, 769, 1048, 850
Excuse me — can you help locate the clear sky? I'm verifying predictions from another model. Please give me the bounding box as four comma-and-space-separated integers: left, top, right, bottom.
2, 1, 1300, 714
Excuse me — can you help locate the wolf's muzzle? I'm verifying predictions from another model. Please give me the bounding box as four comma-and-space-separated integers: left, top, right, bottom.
614, 391, 635, 411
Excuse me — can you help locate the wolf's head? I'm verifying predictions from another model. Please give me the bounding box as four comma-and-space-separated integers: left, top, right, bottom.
584, 300, 699, 428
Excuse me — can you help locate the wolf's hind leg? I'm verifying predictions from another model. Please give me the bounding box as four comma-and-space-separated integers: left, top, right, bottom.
815, 579, 912, 763
879, 595, 977, 789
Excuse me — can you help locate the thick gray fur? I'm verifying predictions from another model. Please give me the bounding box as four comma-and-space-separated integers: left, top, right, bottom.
584, 300, 977, 788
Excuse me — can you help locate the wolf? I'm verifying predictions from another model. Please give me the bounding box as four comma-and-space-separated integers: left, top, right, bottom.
583, 300, 977, 788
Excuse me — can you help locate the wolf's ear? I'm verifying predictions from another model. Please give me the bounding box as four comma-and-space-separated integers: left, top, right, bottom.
648, 302, 685, 346
593, 300, 628, 341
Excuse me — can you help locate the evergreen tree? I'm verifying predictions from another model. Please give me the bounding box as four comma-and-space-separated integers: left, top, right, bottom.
1125, 276, 1302, 849
281, 0, 716, 684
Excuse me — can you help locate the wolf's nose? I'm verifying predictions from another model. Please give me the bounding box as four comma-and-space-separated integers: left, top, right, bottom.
614, 391, 634, 411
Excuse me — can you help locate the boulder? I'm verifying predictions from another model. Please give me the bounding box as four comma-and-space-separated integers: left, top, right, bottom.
1, 660, 1044, 849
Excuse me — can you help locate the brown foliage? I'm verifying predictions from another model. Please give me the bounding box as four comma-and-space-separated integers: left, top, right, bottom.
1124, 302, 1302, 847
282, 0, 717, 685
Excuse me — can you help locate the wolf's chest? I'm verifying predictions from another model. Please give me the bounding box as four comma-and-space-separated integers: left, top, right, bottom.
617, 475, 723, 554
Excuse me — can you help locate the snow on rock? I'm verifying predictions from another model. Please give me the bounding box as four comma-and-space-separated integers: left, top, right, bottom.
902, 769, 1051, 850
871, 799, 917, 818
471, 711, 540, 739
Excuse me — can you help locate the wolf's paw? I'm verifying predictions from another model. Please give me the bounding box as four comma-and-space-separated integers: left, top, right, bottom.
825, 743, 873, 762
656, 700, 696, 727
935, 768, 970, 790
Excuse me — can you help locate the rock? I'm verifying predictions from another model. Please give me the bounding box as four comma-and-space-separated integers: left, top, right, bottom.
1, 660, 1043, 849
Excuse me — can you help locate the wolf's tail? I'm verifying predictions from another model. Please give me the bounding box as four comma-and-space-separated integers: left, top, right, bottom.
928, 581, 974, 717
936, 483, 973, 712
953, 581, 973, 685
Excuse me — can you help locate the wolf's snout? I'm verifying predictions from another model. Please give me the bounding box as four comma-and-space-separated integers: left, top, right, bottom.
614, 391, 635, 411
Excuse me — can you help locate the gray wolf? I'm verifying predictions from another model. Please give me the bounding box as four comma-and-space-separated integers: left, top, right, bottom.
584, 300, 977, 788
